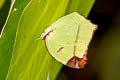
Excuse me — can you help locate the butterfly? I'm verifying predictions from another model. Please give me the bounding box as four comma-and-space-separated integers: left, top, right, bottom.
41, 12, 97, 69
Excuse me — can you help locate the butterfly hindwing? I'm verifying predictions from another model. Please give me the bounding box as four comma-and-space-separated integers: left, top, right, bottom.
42, 12, 97, 69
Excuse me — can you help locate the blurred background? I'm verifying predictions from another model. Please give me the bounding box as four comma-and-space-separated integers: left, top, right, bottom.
0, 0, 120, 80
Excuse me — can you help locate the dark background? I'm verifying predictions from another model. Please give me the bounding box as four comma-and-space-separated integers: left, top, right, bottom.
0, 0, 120, 80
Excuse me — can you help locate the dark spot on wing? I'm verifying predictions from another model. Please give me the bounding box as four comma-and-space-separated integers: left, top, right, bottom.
57, 47, 64, 53
66, 54, 87, 69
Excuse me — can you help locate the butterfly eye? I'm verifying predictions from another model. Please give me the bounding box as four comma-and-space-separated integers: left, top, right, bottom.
41, 33, 45, 39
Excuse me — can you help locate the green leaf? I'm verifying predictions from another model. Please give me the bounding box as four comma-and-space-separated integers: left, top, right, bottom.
49, 59, 63, 80
0, 0, 10, 32
6, 0, 69, 80
66, 0, 95, 17
0, 0, 31, 80
0, 0, 5, 9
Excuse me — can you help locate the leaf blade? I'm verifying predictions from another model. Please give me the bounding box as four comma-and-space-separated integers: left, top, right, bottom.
6, 0, 69, 80
0, 0, 31, 79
